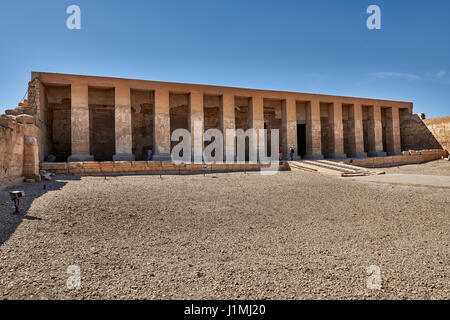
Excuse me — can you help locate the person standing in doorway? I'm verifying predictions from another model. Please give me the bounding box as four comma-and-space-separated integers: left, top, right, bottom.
279, 146, 283, 161
289, 146, 295, 161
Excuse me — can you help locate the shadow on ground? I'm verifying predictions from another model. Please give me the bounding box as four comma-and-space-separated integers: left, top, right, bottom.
0, 176, 80, 246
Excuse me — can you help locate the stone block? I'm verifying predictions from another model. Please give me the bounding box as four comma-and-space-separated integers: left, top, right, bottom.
147, 161, 162, 168
113, 161, 132, 172
68, 162, 84, 174
82, 162, 101, 169
100, 162, 114, 173
131, 161, 148, 170
83, 168, 101, 174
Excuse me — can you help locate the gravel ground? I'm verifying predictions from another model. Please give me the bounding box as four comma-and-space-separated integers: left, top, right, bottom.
0, 170, 448, 300
381, 159, 450, 176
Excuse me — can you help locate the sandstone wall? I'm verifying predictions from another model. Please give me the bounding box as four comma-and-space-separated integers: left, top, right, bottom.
0, 112, 39, 190
28, 78, 51, 162
344, 149, 448, 168
40, 160, 288, 175
131, 90, 153, 160
423, 116, 450, 152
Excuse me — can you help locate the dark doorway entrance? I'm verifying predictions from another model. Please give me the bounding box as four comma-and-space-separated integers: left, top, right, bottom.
297, 124, 306, 157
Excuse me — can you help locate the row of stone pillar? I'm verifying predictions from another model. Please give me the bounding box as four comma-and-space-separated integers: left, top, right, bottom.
68, 84, 402, 162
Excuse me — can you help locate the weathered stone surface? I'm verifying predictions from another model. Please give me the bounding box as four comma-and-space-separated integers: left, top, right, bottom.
220, 93, 235, 161
400, 113, 444, 151
71, 83, 91, 157
344, 149, 448, 168
23, 135, 39, 180
189, 91, 204, 162
114, 85, 133, 158
423, 116, 450, 152
2, 71, 435, 185
153, 89, 171, 158
281, 98, 299, 160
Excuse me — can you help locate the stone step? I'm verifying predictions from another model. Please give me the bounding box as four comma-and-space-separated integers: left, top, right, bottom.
289, 162, 343, 176
288, 162, 318, 173
317, 160, 370, 172
288, 160, 376, 177
302, 160, 356, 174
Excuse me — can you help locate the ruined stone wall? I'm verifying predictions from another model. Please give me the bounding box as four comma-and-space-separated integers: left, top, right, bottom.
423, 116, 450, 152
344, 149, 448, 168
399, 114, 442, 151
0, 113, 39, 189
28, 78, 51, 162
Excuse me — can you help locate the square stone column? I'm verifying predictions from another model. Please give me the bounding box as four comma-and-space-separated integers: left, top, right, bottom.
282, 98, 300, 160
153, 88, 171, 161
68, 83, 93, 162
347, 103, 367, 158
189, 91, 204, 163
327, 102, 346, 159
367, 104, 386, 157
220, 93, 235, 162
113, 85, 135, 161
304, 99, 323, 159
249, 96, 264, 161
384, 107, 402, 155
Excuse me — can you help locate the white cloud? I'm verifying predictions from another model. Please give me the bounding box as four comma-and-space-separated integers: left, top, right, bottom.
436, 70, 447, 79
369, 72, 421, 80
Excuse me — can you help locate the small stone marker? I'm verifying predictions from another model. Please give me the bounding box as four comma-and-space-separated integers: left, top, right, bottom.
9, 191, 25, 214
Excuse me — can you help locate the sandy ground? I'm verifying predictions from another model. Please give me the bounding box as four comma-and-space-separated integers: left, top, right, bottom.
0, 166, 448, 300
381, 159, 450, 176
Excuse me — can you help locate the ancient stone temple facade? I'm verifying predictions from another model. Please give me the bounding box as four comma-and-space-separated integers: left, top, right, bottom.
28, 72, 413, 163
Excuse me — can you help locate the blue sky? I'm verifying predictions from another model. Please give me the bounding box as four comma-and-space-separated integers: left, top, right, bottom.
0, 0, 449, 118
